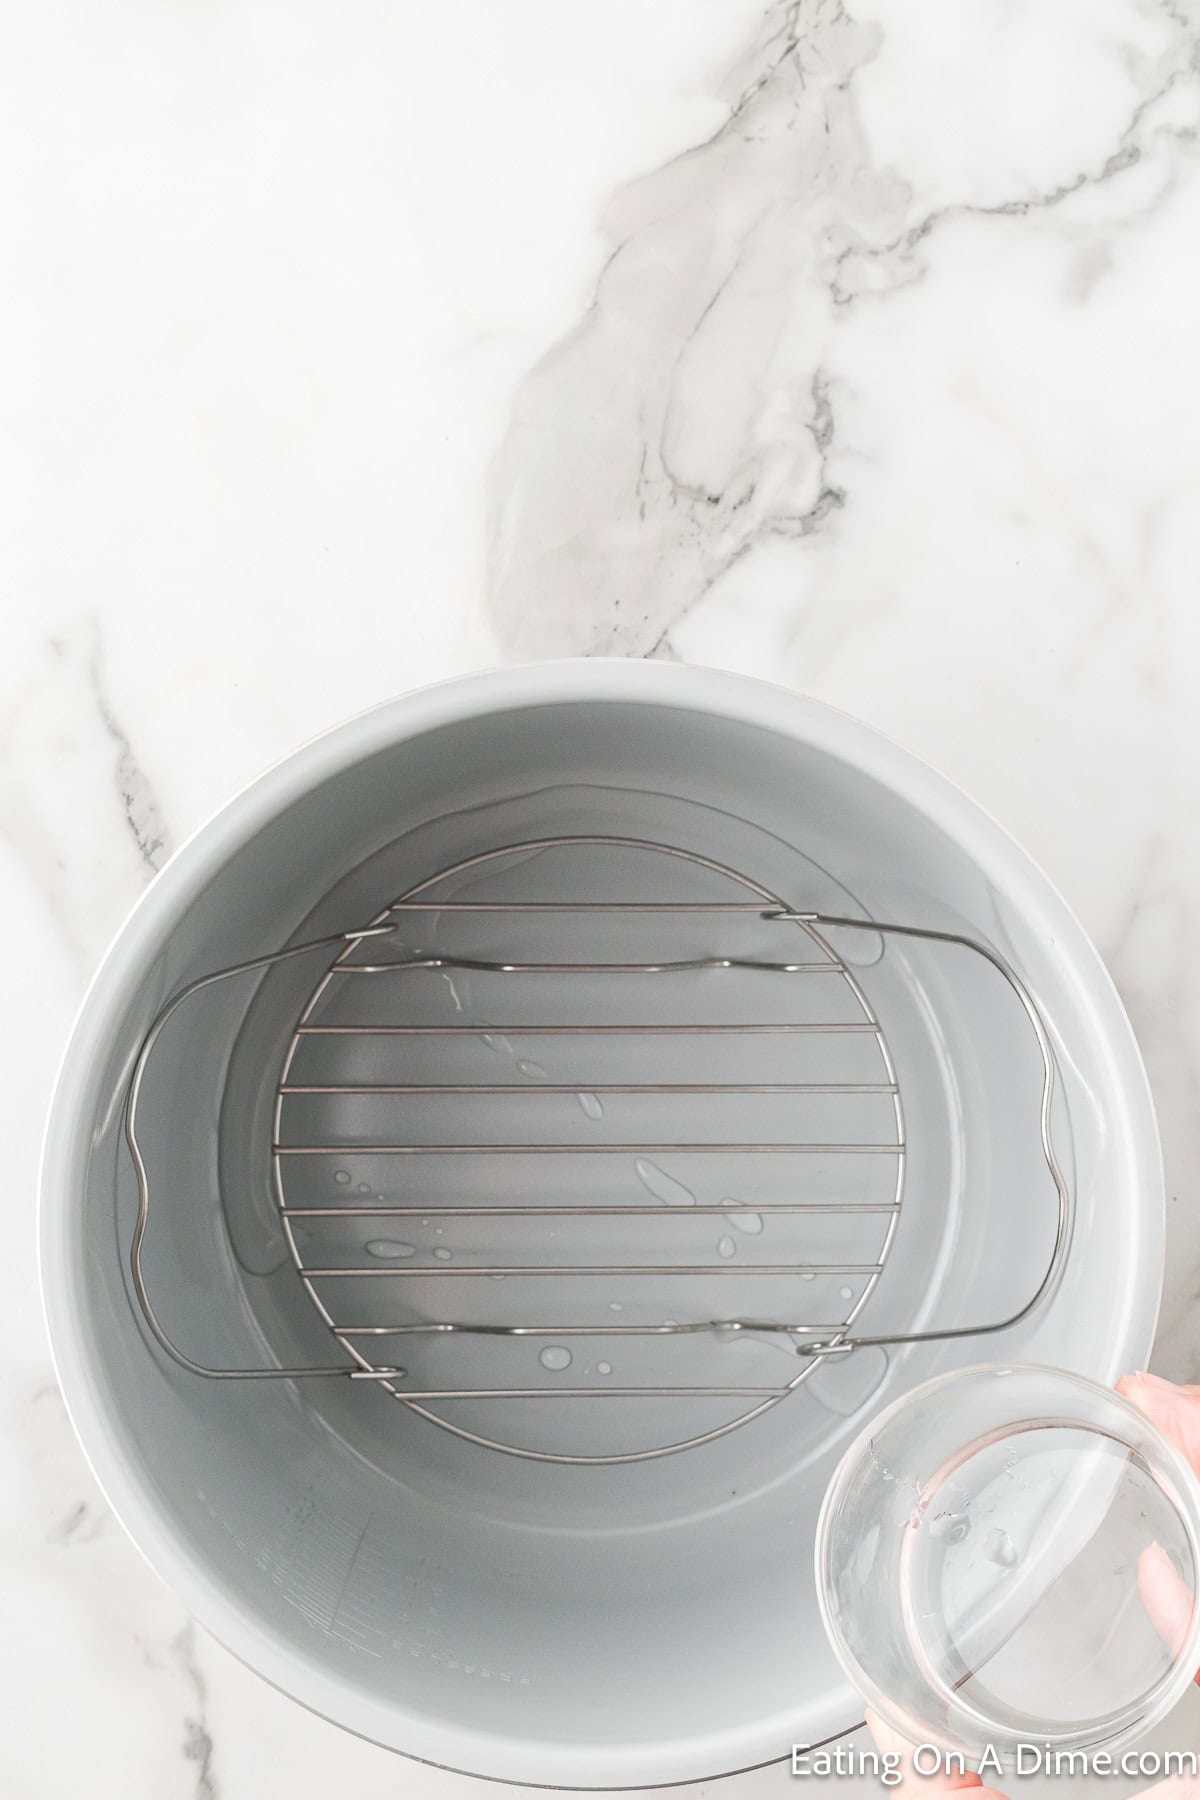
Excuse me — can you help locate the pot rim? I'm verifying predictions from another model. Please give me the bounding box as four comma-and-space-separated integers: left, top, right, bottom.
38, 658, 1164, 1787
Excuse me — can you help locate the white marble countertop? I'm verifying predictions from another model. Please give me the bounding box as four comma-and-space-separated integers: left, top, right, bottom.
5, 1, 1200, 1794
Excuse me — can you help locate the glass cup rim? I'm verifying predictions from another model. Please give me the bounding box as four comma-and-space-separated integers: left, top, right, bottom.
815, 1361, 1200, 1762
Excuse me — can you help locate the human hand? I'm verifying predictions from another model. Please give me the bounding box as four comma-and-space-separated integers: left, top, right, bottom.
864, 1710, 1008, 1799
1119, 1374, 1200, 1679
861, 1372, 1200, 1797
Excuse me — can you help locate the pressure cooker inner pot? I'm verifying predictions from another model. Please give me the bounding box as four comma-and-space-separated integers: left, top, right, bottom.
68, 692, 1151, 1770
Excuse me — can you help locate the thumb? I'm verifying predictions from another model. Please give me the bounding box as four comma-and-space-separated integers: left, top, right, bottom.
865, 1712, 1007, 1798
1135, 1541, 1198, 1671
1117, 1373, 1200, 1478
1117, 1377, 1200, 1686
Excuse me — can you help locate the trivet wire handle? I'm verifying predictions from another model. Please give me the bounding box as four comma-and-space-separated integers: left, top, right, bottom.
125, 925, 402, 1381
773, 913, 1071, 1358
124, 912, 1070, 1381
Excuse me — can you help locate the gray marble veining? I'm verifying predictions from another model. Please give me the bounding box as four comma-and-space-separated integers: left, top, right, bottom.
6, 0, 1200, 1792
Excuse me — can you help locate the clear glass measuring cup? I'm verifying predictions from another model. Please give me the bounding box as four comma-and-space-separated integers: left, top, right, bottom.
816, 1364, 1200, 1763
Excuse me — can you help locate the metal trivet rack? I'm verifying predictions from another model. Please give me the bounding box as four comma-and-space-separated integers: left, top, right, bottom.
126, 835, 1069, 1465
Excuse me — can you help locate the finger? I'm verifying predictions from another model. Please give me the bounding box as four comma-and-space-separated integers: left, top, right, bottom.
1128, 1777, 1200, 1800
1137, 1542, 1197, 1661
1118, 1374, 1200, 1478
1136, 1541, 1200, 1684
865, 1710, 1007, 1796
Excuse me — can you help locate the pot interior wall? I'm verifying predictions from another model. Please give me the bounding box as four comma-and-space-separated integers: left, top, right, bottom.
57, 694, 1155, 1773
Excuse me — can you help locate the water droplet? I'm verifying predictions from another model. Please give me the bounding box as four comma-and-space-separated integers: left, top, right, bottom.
801, 1270, 816, 1282
735, 1325, 801, 1360
433, 1247, 453, 1261
334, 1170, 351, 1185
808, 1346, 889, 1417
539, 1345, 572, 1372
839, 1285, 853, 1301
365, 1240, 416, 1259
929, 1511, 971, 1545
481, 1032, 513, 1056
517, 1059, 547, 1080
721, 1198, 763, 1235
608, 1301, 623, 1313
357, 1182, 370, 1193
597, 1361, 612, 1376
717, 1235, 736, 1259
835, 926, 886, 970
634, 1158, 695, 1207
985, 1527, 1018, 1568
576, 1091, 604, 1121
